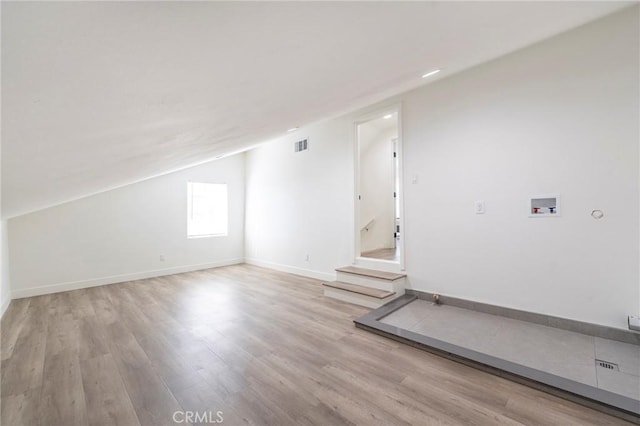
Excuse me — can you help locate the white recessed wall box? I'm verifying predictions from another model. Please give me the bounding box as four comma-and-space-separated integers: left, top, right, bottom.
529, 195, 560, 217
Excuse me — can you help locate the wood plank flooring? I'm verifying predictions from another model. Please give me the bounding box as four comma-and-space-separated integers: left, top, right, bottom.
335, 266, 405, 281
361, 248, 399, 262
322, 281, 395, 299
0, 264, 632, 425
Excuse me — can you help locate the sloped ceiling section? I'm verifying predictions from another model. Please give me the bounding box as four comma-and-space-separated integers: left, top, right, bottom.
1, 1, 630, 218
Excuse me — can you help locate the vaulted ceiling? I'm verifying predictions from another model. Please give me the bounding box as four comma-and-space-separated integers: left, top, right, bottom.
1, 1, 631, 218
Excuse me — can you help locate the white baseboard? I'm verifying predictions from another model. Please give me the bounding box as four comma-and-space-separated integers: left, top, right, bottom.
245, 258, 336, 282
11, 258, 244, 299
0, 295, 11, 319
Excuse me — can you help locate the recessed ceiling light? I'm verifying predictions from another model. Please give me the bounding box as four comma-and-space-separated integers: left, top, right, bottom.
383, 114, 393, 119
287, 127, 299, 132
421, 69, 441, 79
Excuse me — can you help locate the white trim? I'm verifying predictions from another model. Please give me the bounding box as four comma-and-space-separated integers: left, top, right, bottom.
11, 258, 244, 299
1, 296, 11, 319
396, 103, 406, 271
244, 258, 336, 282
353, 114, 361, 262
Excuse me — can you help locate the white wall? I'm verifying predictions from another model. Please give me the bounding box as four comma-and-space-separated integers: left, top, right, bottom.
402, 6, 638, 330
245, 121, 354, 281
1, 220, 10, 316
359, 126, 396, 253
8, 154, 245, 298
0, 22, 8, 315
244, 7, 639, 329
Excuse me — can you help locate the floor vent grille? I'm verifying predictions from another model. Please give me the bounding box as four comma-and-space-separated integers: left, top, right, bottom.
595, 359, 619, 371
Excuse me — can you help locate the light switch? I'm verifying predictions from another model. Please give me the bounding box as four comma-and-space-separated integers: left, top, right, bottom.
475, 200, 485, 214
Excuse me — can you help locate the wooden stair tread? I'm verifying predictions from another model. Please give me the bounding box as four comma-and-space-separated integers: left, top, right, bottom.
323, 281, 395, 299
335, 266, 406, 281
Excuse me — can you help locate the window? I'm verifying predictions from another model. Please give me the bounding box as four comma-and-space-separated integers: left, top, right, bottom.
187, 182, 228, 237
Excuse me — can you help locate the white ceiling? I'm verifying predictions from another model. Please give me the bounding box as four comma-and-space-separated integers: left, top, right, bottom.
1, 1, 631, 218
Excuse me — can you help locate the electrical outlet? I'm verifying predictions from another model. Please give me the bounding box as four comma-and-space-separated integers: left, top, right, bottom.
159, 255, 165, 262
628, 315, 640, 332
474, 200, 485, 214
305, 254, 310, 262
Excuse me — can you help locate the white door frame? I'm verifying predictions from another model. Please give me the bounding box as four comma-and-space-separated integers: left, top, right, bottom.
353, 103, 405, 271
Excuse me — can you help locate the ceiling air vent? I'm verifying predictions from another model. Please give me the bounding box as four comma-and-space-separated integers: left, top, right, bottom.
294, 138, 308, 153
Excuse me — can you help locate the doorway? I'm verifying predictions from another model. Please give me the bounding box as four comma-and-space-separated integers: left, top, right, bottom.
355, 108, 403, 268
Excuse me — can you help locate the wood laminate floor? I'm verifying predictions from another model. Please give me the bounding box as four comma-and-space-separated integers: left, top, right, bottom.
361, 247, 399, 262
0, 264, 632, 425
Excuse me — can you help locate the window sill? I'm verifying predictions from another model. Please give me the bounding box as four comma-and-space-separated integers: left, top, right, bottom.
187, 233, 228, 239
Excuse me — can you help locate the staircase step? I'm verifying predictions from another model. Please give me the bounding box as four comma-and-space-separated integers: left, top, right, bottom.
322, 281, 395, 299
335, 266, 406, 281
